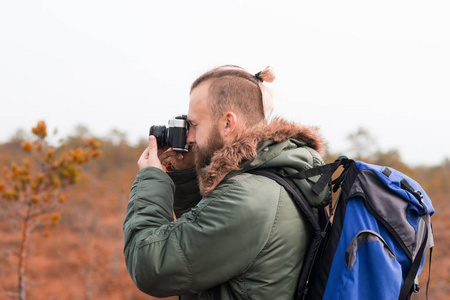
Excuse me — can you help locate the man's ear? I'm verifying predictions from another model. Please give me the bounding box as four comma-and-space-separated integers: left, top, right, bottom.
222, 111, 237, 137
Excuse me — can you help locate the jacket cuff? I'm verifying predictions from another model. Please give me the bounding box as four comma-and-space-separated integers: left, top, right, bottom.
167, 167, 202, 218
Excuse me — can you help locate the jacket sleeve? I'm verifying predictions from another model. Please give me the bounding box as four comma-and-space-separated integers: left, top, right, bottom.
166, 167, 202, 218
123, 168, 279, 297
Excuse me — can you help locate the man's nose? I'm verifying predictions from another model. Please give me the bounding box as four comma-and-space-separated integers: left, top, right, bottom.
186, 129, 195, 146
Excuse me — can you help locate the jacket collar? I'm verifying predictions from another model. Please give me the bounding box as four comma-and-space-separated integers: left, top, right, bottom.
196, 117, 327, 196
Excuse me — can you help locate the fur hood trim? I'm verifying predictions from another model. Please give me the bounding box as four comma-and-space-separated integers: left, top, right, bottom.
197, 117, 327, 196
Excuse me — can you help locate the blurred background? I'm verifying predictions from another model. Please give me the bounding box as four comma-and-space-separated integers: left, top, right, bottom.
1, 1, 448, 299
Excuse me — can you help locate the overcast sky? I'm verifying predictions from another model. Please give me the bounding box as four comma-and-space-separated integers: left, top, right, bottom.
1, 1, 449, 166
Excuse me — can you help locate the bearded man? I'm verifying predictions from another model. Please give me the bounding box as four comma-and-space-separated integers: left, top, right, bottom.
123, 65, 330, 299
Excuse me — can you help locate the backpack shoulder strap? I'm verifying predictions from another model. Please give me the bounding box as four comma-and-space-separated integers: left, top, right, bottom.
247, 168, 327, 300
398, 215, 432, 300
287, 156, 354, 195
249, 168, 321, 231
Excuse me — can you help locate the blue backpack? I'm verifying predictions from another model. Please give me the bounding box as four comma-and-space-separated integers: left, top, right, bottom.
250, 156, 434, 300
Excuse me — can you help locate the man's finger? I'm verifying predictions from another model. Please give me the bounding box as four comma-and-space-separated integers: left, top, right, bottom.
159, 148, 176, 160
136, 136, 163, 171
137, 147, 150, 170
148, 135, 158, 151
139, 147, 150, 161
157, 145, 170, 157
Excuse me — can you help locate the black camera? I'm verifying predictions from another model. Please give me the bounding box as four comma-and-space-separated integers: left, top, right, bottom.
149, 115, 189, 152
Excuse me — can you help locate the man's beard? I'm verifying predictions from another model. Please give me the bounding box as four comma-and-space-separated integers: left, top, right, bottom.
193, 125, 225, 171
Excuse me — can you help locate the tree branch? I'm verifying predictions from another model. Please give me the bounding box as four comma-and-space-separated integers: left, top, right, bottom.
2, 290, 19, 298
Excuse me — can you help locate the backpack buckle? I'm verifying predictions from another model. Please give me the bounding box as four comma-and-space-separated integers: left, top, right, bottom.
413, 276, 420, 293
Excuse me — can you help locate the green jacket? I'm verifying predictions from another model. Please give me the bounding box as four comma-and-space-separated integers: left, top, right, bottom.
123, 118, 331, 299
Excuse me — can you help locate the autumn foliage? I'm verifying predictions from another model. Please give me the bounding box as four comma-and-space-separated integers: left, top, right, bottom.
0, 122, 177, 300
1, 121, 101, 300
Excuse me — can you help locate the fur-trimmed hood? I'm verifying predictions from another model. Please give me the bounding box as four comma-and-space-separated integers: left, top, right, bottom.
197, 118, 327, 196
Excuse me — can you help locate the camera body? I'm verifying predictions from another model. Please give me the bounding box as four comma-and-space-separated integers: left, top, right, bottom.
149, 115, 189, 152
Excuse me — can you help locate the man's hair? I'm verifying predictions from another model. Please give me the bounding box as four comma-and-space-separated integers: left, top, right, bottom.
190, 65, 270, 127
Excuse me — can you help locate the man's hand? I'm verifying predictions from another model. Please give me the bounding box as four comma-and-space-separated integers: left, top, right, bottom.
138, 136, 164, 171
159, 147, 196, 170
138, 136, 196, 171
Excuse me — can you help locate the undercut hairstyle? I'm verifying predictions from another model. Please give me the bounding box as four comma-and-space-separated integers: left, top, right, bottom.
190, 65, 273, 127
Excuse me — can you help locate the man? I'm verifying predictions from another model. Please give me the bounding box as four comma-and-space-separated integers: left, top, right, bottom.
123, 65, 330, 299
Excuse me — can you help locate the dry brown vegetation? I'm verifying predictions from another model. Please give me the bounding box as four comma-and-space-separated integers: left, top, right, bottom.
0, 123, 447, 299
0, 123, 176, 300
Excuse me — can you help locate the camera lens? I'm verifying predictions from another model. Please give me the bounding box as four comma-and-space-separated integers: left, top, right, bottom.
149, 125, 167, 147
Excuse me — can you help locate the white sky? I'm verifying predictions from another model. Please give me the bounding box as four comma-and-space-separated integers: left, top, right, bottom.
1, 1, 449, 166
